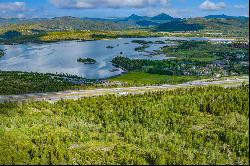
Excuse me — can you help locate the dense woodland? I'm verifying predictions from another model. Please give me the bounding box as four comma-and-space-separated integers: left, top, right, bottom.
0, 86, 248, 165
0, 71, 99, 95
155, 20, 204, 32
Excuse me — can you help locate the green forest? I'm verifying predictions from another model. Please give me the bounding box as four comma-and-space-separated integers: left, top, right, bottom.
0, 86, 248, 165
0, 71, 98, 95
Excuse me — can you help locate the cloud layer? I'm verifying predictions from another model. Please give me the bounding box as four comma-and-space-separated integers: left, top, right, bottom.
49, 0, 169, 9
200, 0, 226, 11
234, 5, 246, 9
0, 1, 26, 11
0, 1, 27, 18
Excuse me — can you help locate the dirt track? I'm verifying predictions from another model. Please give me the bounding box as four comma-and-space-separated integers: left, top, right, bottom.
0, 76, 248, 103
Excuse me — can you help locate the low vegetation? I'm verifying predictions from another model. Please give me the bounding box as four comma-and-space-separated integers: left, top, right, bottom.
0, 86, 248, 165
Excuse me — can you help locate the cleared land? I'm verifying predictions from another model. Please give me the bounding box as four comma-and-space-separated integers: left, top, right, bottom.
109, 72, 208, 85
0, 76, 248, 103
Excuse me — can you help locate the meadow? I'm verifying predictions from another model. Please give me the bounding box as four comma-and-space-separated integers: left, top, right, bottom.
109, 72, 207, 85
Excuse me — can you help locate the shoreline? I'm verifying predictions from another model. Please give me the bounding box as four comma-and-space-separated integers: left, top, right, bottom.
0, 33, 246, 46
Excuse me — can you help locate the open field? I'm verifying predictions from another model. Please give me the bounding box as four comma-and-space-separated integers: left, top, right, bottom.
109, 72, 208, 85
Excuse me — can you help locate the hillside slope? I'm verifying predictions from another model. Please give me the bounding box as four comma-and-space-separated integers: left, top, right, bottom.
0, 86, 248, 165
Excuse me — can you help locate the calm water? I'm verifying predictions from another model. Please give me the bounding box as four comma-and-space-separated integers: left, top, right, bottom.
0, 37, 233, 79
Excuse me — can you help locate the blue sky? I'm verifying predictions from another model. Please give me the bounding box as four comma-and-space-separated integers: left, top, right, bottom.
0, 0, 249, 18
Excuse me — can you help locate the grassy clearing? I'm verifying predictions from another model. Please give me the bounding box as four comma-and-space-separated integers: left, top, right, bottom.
109, 72, 208, 85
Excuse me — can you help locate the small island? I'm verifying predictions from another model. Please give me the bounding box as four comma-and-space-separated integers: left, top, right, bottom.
154, 40, 165, 44
106, 46, 114, 49
77, 58, 96, 64
0, 49, 4, 57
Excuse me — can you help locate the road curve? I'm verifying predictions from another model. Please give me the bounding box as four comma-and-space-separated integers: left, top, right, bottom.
0, 76, 248, 103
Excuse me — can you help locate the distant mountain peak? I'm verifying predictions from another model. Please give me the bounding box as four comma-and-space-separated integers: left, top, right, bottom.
152, 13, 174, 20
127, 14, 144, 20
130, 14, 138, 17
157, 13, 170, 16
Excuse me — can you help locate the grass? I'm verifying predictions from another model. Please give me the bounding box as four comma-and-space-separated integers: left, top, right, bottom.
109, 72, 208, 85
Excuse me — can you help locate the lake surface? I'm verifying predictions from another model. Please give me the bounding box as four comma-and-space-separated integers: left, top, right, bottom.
0, 37, 233, 79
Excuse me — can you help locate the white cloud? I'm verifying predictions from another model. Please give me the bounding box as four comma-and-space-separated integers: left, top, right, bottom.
0, 2, 26, 11
49, 0, 170, 9
0, 2, 27, 18
200, 0, 226, 11
234, 5, 246, 9
16, 13, 26, 19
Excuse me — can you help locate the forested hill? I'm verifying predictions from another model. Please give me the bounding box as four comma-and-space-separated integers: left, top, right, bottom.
187, 17, 249, 36
156, 20, 204, 32
155, 17, 249, 37
204, 14, 248, 19
39, 16, 129, 31
0, 18, 48, 26
0, 16, 130, 35
0, 86, 249, 164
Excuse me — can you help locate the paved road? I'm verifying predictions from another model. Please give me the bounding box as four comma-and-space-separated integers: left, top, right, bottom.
0, 76, 248, 103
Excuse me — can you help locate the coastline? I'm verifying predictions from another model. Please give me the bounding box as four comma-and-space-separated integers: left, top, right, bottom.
0, 32, 246, 45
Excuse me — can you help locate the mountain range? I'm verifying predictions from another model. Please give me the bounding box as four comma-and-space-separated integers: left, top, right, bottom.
0, 13, 248, 37
204, 14, 248, 19
0, 13, 177, 27
0, 13, 247, 27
